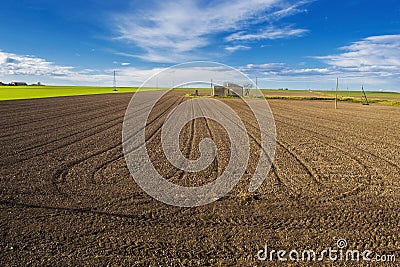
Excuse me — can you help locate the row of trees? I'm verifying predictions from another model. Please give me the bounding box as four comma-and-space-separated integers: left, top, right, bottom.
0, 82, 43, 86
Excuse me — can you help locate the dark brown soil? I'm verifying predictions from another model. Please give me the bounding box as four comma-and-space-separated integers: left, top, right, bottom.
1, 91, 399, 266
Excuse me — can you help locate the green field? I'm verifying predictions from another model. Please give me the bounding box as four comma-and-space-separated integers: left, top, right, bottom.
262, 89, 400, 98
0, 86, 139, 100
1, 86, 399, 106
314, 90, 400, 99
261, 89, 400, 106
313, 90, 400, 106
0, 86, 209, 100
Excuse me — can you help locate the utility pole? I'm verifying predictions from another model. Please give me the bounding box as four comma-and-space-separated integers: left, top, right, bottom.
113, 70, 117, 91
335, 77, 338, 109
211, 79, 214, 96
256, 77, 258, 89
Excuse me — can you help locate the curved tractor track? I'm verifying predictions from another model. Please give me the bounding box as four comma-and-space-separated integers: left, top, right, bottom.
1, 91, 399, 266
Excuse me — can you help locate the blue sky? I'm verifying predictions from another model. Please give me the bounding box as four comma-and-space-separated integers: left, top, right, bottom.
0, 0, 399, 90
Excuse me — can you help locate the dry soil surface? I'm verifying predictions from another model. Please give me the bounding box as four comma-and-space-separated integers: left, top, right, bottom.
1, 91, 400, 266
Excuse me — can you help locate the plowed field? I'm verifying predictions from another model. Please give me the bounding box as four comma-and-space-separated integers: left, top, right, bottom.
1, 91, 399, 265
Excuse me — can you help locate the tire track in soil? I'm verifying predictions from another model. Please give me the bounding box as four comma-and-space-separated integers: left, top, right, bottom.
4, 94, 177, 166
271, 104, 399, 201
202, 99, 298, 200
171, 99, 197, 186
90, 94, 198, 210
52, 94, 186, 204
271, 101, 400, 129
145, 96, 205, 187
2, 94, 400, 265
228, 100, 372, 203
213, 102, 296, 203
52, 94, 179, 178
222, 100, 321, 198
275, 114, 400, 173
180, 99, 226, 187
140, 96, 230, 199
172, 99, 222, 187
22, 94, 378, 207
95, 94, 189, 197
274, 117, 399, 201
198, 102, 220, 183
275, 114, 400, 181
272, 104, 400, 150
275, 124, 371, 203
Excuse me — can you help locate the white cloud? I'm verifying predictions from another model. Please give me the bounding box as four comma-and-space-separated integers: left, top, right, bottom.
315, 34, 400, 78
121, 62, 131, 66
0, 51, 74, 77
0, 50, 161, 86
225, 26, 308, 41
240, 63, 333, 77
240, 62, 397, 90
3, 34, 398, 90
241, 63, 288, 74
225, 45, 251, 52
240, 35, 400, 85
270, 0, 312, 19
113, 0, 312, 62
240, 35, 400, 91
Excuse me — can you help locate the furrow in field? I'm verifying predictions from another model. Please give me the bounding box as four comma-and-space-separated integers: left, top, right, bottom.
198, 102, 220, 182
2, 94, 180, 165
226, 99, 377, 203
91, 93, 186, 186
271, 102, 400, 150
223, 100, 322, 197
0, 115, 123, 166
0, 95, 131, 132
2, 93, 400, 266
274, 114, 400, 186
276, 113, 400, 172
0, 103, 123, 141
52, 95, 184, 198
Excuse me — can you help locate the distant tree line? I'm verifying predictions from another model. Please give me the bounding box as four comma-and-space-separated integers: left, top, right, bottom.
0, 81, 44, 86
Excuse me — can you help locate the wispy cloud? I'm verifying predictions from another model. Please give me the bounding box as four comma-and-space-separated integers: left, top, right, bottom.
113, 0, 312, 62
315, 34, 400, 78
225, 26, 308, 41
270, 0, 312, 19
3, 34, 398, 90
225, 45, 251, 52
240, 63, 332, 77
240, 35, 400, 90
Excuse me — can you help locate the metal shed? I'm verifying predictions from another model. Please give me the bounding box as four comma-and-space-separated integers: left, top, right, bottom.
213, 83, 243, 97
